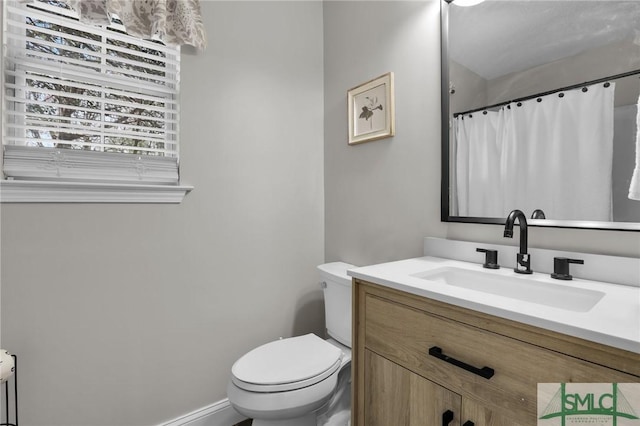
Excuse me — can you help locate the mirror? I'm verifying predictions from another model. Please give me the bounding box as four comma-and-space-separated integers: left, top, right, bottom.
441, 0, 640, 231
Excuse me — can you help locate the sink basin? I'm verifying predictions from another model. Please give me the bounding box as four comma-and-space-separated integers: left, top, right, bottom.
413, 267, 605, 312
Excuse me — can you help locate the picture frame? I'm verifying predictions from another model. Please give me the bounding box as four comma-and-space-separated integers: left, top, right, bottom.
347, 72, 395, 145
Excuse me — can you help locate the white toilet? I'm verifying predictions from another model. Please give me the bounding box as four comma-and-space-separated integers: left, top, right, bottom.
227, 262, 355, 426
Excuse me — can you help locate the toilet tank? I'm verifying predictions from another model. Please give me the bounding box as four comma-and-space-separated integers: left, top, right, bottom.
317, 262, 356, 348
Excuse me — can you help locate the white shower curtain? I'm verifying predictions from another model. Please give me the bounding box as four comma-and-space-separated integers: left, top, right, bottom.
455, 110, 504, 217
454, 82, 615, 221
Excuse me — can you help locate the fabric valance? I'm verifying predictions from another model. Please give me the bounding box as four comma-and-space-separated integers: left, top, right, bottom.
28, 0, 207, 49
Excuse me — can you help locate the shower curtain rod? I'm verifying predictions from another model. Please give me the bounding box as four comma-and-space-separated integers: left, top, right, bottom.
453, 68, 640, 117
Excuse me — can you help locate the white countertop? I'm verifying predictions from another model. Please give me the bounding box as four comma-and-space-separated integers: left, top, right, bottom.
348, 256, 640, 354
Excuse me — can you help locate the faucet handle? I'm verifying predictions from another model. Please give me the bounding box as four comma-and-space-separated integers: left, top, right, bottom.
476, 248, 500, 269
551, 257, 584, 280
531, 209, 546, 219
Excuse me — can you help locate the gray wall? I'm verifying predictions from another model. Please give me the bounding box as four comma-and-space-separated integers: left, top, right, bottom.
487, 40, 640, 107
323, 0, 640, 269
449, 60, 487, 115
324, 1, 447, 266
0, 2, 324, 425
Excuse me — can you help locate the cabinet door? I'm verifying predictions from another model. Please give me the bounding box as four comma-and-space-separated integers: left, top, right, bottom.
364, 349, 462, 426
461, 398, 527, 426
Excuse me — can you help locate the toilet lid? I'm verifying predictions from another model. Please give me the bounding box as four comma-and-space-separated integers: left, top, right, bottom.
231, 334, 343, 391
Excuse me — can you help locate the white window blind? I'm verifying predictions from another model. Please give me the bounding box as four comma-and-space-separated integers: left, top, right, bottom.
2, 0, 181, 185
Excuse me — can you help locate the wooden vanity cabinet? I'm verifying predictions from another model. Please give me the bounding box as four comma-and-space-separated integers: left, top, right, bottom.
364, 350, 461, 425
353, 279, 640, 426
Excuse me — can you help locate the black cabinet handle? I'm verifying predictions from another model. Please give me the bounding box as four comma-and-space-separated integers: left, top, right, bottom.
442, 410, 454, 426
463, 422, 475, 426
429, 346, 495, 379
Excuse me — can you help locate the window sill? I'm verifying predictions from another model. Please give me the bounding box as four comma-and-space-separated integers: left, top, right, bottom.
0, 180, 193, 203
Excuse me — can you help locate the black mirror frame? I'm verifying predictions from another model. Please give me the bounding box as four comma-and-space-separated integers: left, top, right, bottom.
439, 0, 640, 232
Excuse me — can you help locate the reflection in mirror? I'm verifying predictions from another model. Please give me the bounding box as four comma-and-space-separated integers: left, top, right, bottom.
441, 0, 640, 230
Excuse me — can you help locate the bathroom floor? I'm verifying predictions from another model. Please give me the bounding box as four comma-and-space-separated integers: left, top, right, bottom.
233, 420, 252, 426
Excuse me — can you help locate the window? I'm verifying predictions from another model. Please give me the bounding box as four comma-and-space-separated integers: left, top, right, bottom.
1, 0, 190, 202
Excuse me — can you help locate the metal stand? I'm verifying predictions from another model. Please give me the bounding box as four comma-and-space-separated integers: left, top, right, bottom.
1, 354, 17, 426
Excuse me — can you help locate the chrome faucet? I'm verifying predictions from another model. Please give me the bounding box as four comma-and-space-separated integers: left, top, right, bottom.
503, 209, 532, 274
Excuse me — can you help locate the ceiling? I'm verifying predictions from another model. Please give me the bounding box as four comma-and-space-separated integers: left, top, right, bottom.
448, 0, 640, 80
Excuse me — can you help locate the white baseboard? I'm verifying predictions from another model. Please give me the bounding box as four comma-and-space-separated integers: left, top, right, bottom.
159, 398, 247, 426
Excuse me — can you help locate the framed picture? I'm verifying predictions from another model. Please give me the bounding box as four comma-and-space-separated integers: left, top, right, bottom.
348, 72, 395, 145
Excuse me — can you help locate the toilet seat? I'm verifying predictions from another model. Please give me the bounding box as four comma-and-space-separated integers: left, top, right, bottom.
231, 334, 343, 393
